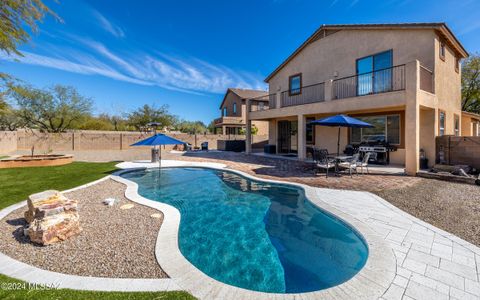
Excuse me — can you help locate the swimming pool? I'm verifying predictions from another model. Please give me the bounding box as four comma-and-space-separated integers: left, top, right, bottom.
121, 167, 368, 293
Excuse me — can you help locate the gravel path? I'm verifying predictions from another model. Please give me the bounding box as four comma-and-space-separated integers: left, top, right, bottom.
0, 179, 168, 278
376, 178, 480, 247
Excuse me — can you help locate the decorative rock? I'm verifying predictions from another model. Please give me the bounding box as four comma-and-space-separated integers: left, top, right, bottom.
24, 190, 81, 245
24, 190, 78, 224
120, 203, 134, 210
150, 213, 162, 219
28, 212, 82, 245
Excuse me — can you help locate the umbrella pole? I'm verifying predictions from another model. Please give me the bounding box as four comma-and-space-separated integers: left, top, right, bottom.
337, 126, 341, 155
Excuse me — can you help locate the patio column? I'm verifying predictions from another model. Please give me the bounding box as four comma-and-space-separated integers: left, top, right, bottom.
245, 99, 252, 154
298, 114, 306, 160
405, 60, 420, 175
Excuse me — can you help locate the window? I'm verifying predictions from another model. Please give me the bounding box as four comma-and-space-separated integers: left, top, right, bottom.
455, 57, 460, 73
350, 114, 401, 145
356, 50, 393, 95
223, 107, 227, 116
233, 103, 237, 114
454, 114, 459, 136
439, 111, 445, 136
306, 117, 315, 144
440, 43, 446, 61
258, 102, 265, 111
289, 73, 302, 95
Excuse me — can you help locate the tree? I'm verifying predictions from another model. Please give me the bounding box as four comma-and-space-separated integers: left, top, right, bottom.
77, 116, 114, 131
0, 106, 25, 131
0, 0, 58, 56
462, 54, 480, 114
10, 84, 92, 132
0, 1, 58, 109
207, 120, 216, 134
175, 120, 207, 134
239, 124, 258, 135
127, 104, 176, 131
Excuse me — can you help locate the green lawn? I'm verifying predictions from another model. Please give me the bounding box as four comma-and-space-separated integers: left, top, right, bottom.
0, 274, 194, 300
0, 162, 195, 300
0, 161, 118, 210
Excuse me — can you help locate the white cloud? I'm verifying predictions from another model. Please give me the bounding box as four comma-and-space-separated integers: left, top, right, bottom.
1, 41, 267, 95
91, 9, 125, 38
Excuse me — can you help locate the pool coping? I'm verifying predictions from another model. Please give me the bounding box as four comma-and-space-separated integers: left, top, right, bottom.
111, 161, 397, 299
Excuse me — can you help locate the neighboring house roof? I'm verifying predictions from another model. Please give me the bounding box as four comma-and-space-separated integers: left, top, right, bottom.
462, 111, 480, 121
219, 88, 268, 109
264, 22, 469, 83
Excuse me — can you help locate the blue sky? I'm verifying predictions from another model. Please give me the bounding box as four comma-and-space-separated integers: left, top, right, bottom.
1, 0, 479, 124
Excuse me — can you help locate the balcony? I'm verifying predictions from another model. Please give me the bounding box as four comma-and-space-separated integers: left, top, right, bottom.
249, 93, 276, 112
333, 64, 406, 99
248, 63, 432, 115
281, 82, 325, 107
214, 116, 244, 126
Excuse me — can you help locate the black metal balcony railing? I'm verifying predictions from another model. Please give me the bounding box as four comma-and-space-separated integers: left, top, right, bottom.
333, 64, 406, 100
248, 93, 276, 112
281, 82, 325, 107
268, 93, 276, 109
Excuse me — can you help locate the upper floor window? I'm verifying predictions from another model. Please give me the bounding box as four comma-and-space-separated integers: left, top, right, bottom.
356, 50, 393, 95
439, 111, 445, 136
455, 57, 460, 73
289, 73, 302, 95
454, 114, 459, 136
440, 43, 446, 61
258, 102, 265, 111
223, 107, 227, 116
233, 103, 237, 114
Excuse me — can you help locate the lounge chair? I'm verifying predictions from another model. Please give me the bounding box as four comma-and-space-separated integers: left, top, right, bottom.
313, 148, 336, 177
357, 152, 371, 174
338, 153, 360, 177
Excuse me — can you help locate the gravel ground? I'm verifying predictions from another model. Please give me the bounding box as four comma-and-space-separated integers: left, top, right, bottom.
0, 179, 168, 278
376, 178, 480, 247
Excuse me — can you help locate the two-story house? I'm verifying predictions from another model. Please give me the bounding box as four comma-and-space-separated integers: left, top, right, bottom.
245, 23, 468, 175
215, 88, 269, 135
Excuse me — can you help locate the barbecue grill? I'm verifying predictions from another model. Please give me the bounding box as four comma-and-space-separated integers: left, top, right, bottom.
355, 141, 397, 165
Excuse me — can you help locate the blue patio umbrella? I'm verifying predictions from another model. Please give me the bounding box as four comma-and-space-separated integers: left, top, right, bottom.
309, 114, 374, 155
131, 133, 186, 167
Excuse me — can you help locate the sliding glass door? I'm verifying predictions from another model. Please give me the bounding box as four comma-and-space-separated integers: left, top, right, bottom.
278, 121, 298, 155
356, 50, 393, 96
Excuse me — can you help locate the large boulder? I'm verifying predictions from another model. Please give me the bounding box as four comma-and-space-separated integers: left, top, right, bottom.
24, 190, 82, 245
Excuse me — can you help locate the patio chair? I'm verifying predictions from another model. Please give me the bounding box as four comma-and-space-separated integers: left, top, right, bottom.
313, 148, 336, 177
357, 152, 372, 174
338, 153, 360, 177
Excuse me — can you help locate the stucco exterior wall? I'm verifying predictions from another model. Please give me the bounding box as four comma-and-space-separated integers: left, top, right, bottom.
433, 36, 462, 135
247, 27, 465, 174
462, 113, 480, 136
220, 92, 244, 118
267, 29, 436, 93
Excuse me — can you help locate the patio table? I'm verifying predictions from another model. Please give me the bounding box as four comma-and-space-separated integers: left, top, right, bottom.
330, 155, 353, 175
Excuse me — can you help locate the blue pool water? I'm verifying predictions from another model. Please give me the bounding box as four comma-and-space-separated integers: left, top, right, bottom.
122, 168, 368, 293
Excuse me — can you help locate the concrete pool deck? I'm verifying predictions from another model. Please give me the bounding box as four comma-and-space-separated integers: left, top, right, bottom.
0, 160, 479, 299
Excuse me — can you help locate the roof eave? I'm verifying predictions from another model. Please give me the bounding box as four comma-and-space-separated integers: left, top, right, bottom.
264, 23, 469, 83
